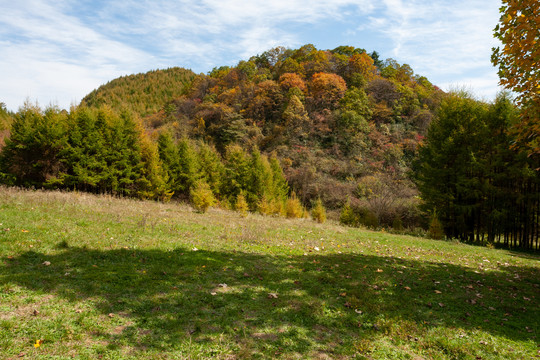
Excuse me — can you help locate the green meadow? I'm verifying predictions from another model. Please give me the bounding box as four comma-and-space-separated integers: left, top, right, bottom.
0, 187, 538, 359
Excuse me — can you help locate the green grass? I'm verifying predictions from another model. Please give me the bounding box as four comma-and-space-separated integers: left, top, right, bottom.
0, 187, 538, 359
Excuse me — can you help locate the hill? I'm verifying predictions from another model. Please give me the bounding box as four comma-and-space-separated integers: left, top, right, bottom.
82, 45, 444, 228
81, 67, 197, 117
1, 187, 538, 358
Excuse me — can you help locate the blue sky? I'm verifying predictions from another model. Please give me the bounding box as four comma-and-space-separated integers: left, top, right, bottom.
1, 0, 503, 111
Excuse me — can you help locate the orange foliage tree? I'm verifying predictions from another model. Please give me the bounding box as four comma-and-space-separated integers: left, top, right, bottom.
279, 73, 307, 93
310, 72, 347, 110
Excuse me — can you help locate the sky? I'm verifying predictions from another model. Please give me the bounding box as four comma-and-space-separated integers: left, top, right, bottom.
0, 0, 504, 111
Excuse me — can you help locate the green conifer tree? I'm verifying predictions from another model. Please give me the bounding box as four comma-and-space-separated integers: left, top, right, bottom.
0, 103, 67, 187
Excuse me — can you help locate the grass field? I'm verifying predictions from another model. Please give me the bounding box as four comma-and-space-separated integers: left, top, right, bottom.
0, 187, 538, 359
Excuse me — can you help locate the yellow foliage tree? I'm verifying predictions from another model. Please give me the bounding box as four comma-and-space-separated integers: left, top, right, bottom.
492, 0, 540, 157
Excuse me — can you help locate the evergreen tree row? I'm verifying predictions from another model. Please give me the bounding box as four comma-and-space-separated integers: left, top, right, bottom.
0, 102, 298, 217
157, 132, 290, 213
413, 92, 540, 250
0, 103, 169, 199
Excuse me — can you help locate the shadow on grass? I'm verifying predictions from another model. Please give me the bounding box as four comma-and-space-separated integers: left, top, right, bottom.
1, 246, 539, 355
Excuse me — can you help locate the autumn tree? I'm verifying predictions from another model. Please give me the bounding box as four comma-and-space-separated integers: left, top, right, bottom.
278, 73, 307, 94
310, 72, 347, 110
492, 0, 540, 158
347, 53, 378, 87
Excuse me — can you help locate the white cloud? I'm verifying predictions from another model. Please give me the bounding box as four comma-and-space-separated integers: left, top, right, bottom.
367, 0, 502, 98
0, 0, 503, 110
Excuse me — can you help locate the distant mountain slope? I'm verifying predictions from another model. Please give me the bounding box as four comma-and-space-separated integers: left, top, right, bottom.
81, 67, 197, 117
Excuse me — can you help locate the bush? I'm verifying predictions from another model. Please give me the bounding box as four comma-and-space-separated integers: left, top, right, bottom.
428, 215, 444, 240
235, 192, 249, 217
311, 198, 327, 223
339, 201, 358, 227
271, 198, 286, 216
190, 181, 216, 213
392, 216, 404, 231
258, 195, 273, 215
359, 209, 379, 229
286, 192, 304, 218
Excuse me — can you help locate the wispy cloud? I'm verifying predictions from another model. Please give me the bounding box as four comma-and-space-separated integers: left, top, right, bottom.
367, 0, 503, 96
0, 0, 502, 110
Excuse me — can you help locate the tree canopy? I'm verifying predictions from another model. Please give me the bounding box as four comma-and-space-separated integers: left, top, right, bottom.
492, 0, 540, 157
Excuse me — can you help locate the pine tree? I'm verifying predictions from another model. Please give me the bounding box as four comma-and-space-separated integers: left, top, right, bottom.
157, 131, 180, 192
196, 141, 225, 197
176, 138, 199, 197
235, 192, 249, 217
311, 198, 327, 223
223, 144, 250, 201
190, 181, 216, 213
0, 103, 67, 187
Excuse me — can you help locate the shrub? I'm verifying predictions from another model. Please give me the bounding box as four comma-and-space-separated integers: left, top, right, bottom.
235, 192, 249, 217
286, 192, 304, 218
392, 216, 404, 231
271, 198, 286, 216
311, 198, 327, 223
428, 215, 444, 240
359, 209, 379, 229
339, 201, 358, 227
258, 195, 273, 215
190, 181, 215, 213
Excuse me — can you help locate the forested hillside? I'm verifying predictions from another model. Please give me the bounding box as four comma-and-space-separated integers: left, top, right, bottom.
81, 67, 197, 117
142, 45, 444, 228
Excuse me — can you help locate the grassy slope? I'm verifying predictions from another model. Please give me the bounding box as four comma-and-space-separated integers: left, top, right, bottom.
0, 187, 538, 359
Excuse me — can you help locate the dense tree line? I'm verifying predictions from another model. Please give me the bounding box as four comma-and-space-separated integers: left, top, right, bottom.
413, 92, 540, 249
0, 103, 169, 199
0, 102, 298, 217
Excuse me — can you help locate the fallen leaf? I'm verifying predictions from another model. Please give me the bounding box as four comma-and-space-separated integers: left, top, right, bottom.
404, 286, 411, 290
210, 292, 217, 296
434, 290, 442, 294
438, 303, 445, 307
355, 309, 363, 314
376, 269, 383, 272
339, 292, 347, 297
34, 339, 43, 348
21, 229, 29, 233
108, 313, 115, 318
268, 293, 278, 299
32, 310, 39, 316
218, 283, 228, 288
